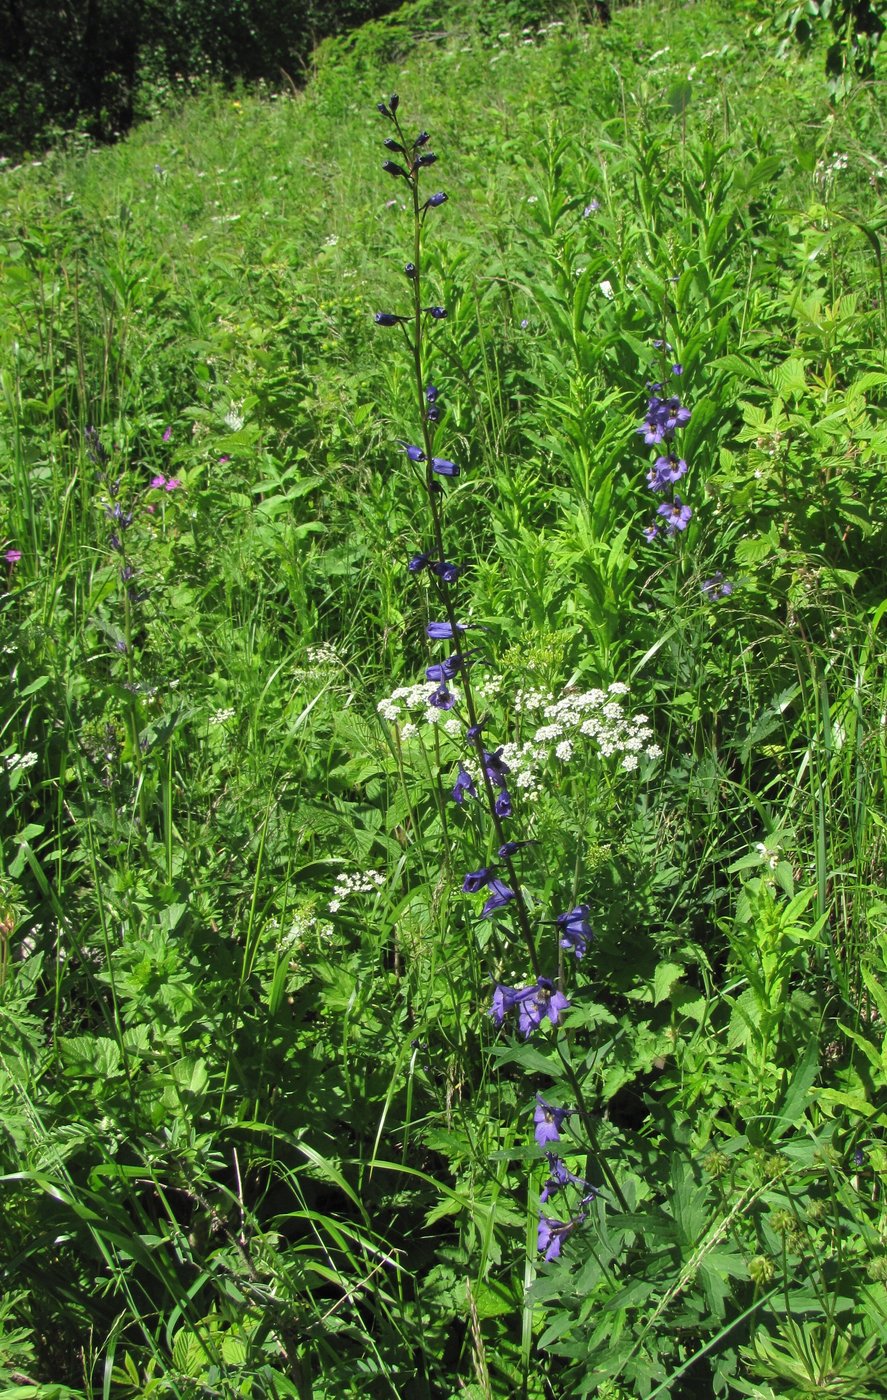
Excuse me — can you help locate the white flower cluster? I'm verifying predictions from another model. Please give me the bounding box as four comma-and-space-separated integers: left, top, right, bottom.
377, 681, 465, 730
280, 909, 335, 948
466, 683, 662, 799
306, 644, 341, 667
4, 751, 38, 772
208, 707, 235, 725
329, 869, 386, 913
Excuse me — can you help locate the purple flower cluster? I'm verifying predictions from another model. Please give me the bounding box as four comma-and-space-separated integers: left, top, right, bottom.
702, 571, 734, 600
640, 353, 693, 540
490, 978, 569, 1037
533, 1102, 596, 1260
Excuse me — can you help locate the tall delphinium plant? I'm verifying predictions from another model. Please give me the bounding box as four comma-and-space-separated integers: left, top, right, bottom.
371, 93, 631, 1267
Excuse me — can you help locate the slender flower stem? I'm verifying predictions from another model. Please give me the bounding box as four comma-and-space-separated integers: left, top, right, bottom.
389, 107, 541, 979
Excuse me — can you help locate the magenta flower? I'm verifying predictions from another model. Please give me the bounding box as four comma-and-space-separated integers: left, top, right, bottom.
4, 549, 22, 565
162, 425, 172, 442
150, 475, 166, 489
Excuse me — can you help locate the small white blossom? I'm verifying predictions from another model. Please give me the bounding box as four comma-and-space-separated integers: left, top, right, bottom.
4, 751, 38, 772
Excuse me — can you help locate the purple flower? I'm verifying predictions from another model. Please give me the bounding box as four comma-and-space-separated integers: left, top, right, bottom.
426, 384, 438, 402
534, 1097, 572, 1147
672, 363, 683, 376
5, 548, 22, 565
519, 980, 570, 1037
431, 560, 461, 583
491, 981, 569, 1038
428, 683, 456, 710
164, 478, 182, 492
408, 553, 430, 573
643, 524, 660, 542
375, 312, 408, 326
384, 137, 405, 152
462, 867, 495, 893
480, 879, 515, 918
389, 93, 399, 113
652, 339, 673, 351
583, 199, 601, 215
498, 840, 535, 858
637, 392, 691, 445
494, 789, 513, 819
162, 425, 172, 442
426, 621, 466, 639
452, 766, 476, 803
424, 192, 448, 208
520, 318, 529, 329
482, 748, 510, 787
646, 454, 687, 492
425, 306, 447, 319
540, 1155, 592, 1203
701, 572, 733, 600
555, 905, 592, 960
404, 262, 417, 278
382, 161, 409, 178
426, 653, 464, 682
413, 131, 430, 147
150, 474, 166, 489
657, 496, 692, 534
431, 457, 459, 477
537, 1215, 574, 1261
399, 442, 425, 462
416, 152, 438, 167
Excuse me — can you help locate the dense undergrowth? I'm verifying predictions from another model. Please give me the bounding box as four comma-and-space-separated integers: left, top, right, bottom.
1, 1, 886, 1396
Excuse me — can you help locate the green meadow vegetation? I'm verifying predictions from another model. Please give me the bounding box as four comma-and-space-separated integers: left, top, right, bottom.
1, 0, 886, 1395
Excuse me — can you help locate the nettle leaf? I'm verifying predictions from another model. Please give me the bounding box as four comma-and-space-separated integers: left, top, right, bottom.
58, 1035, 122, 1079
